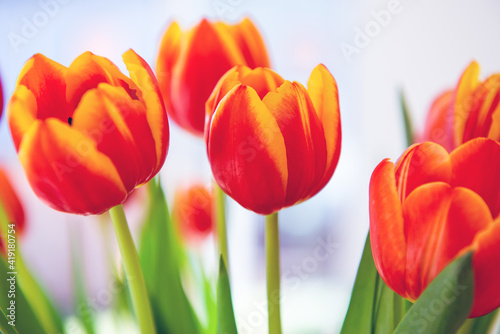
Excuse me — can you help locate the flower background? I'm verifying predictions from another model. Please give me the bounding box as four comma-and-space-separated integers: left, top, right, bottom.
0, 0, 499, 333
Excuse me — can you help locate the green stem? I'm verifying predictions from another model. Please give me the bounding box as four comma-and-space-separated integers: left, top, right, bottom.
17, 254, 60, 333
109, 204, 156, 334
266, 212, 282, 334
214, 183, 229, 272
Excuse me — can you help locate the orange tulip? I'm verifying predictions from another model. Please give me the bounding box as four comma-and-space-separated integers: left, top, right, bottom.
172, 184, 213, 242
0, 166, 25, 254
8, 50, 169, 215
156, 18, 270, 136
421, 62, 500, 151
205, 65, 341, 215
369, 138, 500, 317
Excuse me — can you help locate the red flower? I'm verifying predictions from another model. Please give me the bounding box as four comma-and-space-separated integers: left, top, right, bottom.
156, 18, 270, 136
0, 166, 25, 254
370, 138, 500, 317
421, 62, 500, 150
172, 184, 213, 242
8, 50, 169, 215
206, 65, 341, 215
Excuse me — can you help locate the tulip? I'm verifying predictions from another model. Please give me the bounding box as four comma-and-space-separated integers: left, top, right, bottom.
8, 50, 169, 215
8, 50, 165, 333
0, 166, 25, 254
156, 18, 270, 136
421, 62, 500, 150
172, 183, 213, 242
369, 138, 500, 317
206, 64, 341, 334
205, 64, 341, 215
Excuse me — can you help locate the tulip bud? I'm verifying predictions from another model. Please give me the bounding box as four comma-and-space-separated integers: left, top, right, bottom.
370, 138, 500, 317
206, 65, 341, 214
8, 50, 169, 215
421, 62, 500, 150
172, 184, 213, 243
156, 18, 270, 136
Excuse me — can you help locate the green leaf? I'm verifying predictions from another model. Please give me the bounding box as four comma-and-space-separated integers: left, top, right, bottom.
203, 264, 217, 334
0, 308, 19, 334
71, 231, 96, 334
139, 178, 201, 334
217, 256, 238, 334
340, 233, 379, 334
457, 309, 497, 334
400, 89, 415, 147
395, 252, 474, 334
373, 279, 395, 333
467, 310, 497, 334
0, 256, 45, 334
0, 203, 64, 334
341, 233, 412, 334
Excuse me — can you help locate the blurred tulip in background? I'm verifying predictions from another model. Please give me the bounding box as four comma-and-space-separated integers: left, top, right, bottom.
156, 18, 270, 136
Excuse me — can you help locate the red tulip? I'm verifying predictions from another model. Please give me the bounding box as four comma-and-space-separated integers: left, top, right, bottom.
156, 18, 270, 136
0, 166, 25, 254
421, 62, 500, 150
172, 184, 213, 242
205, 65, 341, 215
370, 138, 500, 317
8, 50, 169, 215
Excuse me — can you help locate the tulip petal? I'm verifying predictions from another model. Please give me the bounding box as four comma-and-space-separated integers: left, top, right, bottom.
450, 138, 500, 218
470, 217, 500, 317
262, 81, 327, 206
454, 61, 480, 147
207, 84, 287, 214
403, 183, 492, 300
18, 119, 127, 215
369, 159, 407, 298
307, 64, 342, 196
240, 67, 285, 100
394, 142, 452, 202
169, 19, 245, 134
489, 102, 500, 141
8, 85, 38, 150
16, 53, 71, 123
66, 51, 138, 110
215, 18, 270, 69
205, 66, 246, 119
156, 21, 182, 123
72, 84, 157, 191
123, 49, 169, 175
421, 90, 455, 151
463, 74, 500, 142
207, 66, 285, 121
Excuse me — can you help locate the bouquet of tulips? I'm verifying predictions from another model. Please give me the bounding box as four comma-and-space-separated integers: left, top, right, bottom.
0, 7, 499, 334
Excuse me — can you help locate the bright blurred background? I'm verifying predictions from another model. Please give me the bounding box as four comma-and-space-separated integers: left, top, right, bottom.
0, 0, 499, 333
